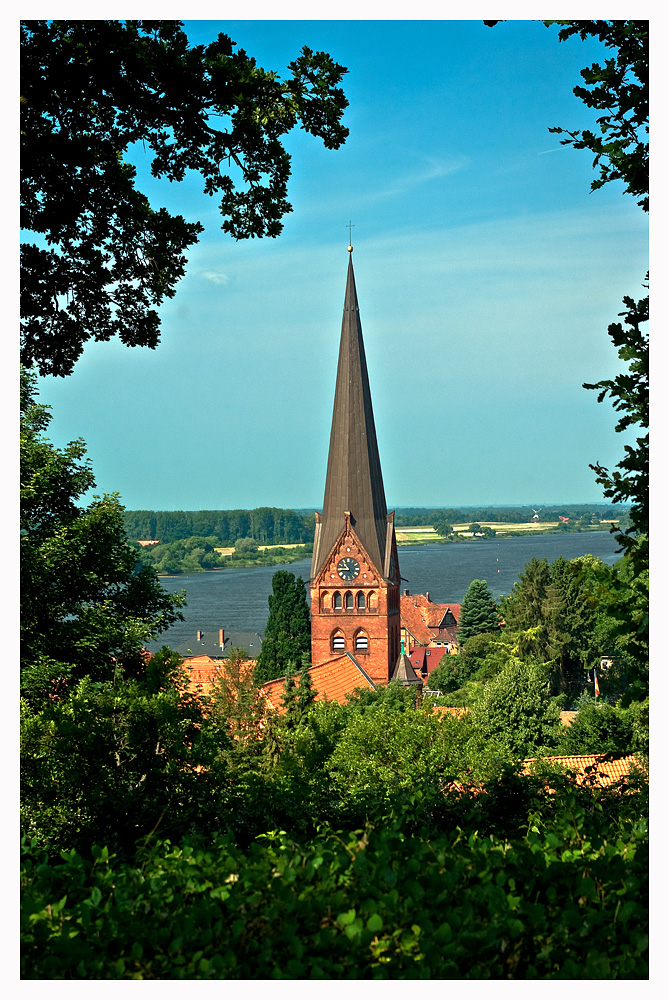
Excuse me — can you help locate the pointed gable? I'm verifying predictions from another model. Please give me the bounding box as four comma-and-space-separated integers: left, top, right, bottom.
311, 252, 390, 580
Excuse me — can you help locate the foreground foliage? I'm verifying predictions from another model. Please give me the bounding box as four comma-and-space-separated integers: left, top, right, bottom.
22, 784, 647, 979
20, 370, 184, 690
21, 20, 349, 375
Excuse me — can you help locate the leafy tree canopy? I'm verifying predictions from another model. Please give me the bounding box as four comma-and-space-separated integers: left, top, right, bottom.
234, 536, 259, 553
21, 647, 220, 854
20, 369, 184, 688
485, 20, 648, 210
584, 287, 648, 573
469, 660, 562, 757
544, 20, 648, 211
20, 20, 349, 375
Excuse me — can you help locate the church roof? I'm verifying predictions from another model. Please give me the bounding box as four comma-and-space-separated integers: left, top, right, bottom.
311, 252, 390, 579
259, 651, 376, 708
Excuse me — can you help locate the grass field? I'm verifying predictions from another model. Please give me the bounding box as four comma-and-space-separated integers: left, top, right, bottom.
214, 543, 309, 557
215, 521, 620, 553
394, 521, 616, 542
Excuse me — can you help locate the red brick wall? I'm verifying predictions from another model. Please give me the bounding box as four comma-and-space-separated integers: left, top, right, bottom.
310, 527, 399, 684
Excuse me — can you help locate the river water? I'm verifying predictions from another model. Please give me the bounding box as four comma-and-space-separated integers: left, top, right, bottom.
148, 531, 622, 651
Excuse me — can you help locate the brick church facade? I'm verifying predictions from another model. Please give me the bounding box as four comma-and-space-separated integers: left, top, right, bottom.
308, 249, 403, 684
308, 248, 406, 689
178, 249, 433, 706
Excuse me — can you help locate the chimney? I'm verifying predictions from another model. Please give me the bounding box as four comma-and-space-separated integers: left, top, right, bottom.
219, 628, 225, 647
403, 589, 409, 596
196, 631, 203, 641
426, 592, 430, 602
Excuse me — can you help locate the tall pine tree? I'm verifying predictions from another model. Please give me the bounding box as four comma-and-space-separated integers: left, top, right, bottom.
457, 579, 500, 643
254, 571, 311, 684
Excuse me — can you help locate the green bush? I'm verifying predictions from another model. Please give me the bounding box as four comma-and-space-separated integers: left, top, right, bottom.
21, 798, 648, 979
469, 661, 562, 757
558, 700, 643, 756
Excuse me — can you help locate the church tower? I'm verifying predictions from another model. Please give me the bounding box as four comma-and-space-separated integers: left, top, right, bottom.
310, 248, 401, 684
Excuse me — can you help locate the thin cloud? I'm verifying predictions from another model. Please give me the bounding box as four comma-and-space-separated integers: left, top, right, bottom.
371, 154, 469, 201
201, 271, 230, 285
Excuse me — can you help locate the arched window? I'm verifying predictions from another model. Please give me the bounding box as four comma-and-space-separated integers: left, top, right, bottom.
333, 591, 342, 610
368, 590, 377, 610
321, 592, 330, 612
355, 631, 369, 652
345, 591, 354, 610
356, 590, 366, 610
332, 631, 345, 651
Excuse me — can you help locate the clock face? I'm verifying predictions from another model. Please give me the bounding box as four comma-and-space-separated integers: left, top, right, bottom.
337, 557, 360, 582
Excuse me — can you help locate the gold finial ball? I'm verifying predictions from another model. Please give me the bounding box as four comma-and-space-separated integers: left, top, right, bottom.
347, 244, 353, 253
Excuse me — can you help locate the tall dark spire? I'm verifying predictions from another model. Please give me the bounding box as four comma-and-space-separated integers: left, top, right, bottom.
311, 252, 390, 578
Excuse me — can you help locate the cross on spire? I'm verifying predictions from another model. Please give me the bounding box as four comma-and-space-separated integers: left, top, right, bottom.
346, 220, 355, 248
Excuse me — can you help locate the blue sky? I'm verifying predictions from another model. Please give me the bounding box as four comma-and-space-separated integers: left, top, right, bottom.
34, 16, 649, 512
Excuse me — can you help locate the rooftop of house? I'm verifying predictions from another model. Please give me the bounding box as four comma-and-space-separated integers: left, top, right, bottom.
175, 630, 263, 660
179, 653, 256, 697
443, 754, 640, 797
391, 652, 423, 686
522, 754, 639, 788
427, 627, 459, 647
260, 651, 376, 710
400, 592, 460, 646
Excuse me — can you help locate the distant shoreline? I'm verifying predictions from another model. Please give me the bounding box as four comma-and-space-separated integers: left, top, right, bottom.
156, 526, 617, 576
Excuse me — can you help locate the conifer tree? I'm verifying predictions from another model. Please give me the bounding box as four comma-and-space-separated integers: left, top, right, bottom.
296, 657, 317, 716
280, 662, 298, 721
457, 579, 500, 643
254, 572, 311, 684
280, 658, 317, 728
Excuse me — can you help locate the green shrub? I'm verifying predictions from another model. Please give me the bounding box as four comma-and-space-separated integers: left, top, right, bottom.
21, 798, 648, 979
469, 661, 562, 757
558, 699, 642, 756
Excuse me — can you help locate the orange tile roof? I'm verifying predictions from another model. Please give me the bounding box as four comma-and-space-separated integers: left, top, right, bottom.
181, 654, 256, 697
401, 593, 460, 646
443, 754, 641, 799
522, 754, 638, 788
260, 653, 376, 710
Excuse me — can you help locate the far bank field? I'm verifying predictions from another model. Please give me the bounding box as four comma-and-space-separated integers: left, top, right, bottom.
125, 504, 627, 575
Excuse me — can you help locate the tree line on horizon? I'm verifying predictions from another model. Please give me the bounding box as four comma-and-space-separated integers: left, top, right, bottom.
122, 502, 629, 546
123, 507, 316, 546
